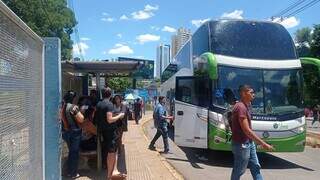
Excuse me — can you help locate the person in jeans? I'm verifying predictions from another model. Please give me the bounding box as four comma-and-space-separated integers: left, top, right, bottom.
231, 85, 274, 180
148, 96, 173, 153
61, 91, 84, 178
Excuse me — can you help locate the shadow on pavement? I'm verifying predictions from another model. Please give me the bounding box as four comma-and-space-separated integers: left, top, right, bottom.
167, 146, 314, 172
117, 144, 127, 174
258, 153, 314, 171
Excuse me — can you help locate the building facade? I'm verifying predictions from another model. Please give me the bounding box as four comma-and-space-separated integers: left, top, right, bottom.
156, 44, 170, 78
171, 27, 192, 58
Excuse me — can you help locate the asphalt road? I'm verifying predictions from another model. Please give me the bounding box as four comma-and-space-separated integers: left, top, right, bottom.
144, 120, 320, 180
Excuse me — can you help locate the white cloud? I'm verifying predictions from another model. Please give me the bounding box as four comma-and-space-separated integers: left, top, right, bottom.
108, 44, 134, 55
221, 10, 244, 19
136, 34, 160, 44
131, 4, 159, 20
120, 15, 129, 20
102, 12, 109, 16
131, 10, 154, 20
101, 17, 115, 22
73, 42, 89, 55
162, 26, 176, 33
80, 37, 91, 41
191, 18, 210, 27
144, 4, 159, 11
117, 33, 122, 38
272, 16, 300, 29
151, 26, 160, 31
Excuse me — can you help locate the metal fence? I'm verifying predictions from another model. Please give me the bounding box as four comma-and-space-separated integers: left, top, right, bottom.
0, 1, 44, 180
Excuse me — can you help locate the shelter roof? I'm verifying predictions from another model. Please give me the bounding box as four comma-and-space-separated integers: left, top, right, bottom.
61, 60, 140, 74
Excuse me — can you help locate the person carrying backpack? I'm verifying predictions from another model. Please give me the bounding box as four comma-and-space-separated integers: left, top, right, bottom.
61, 91, 85, 178
152, 96, 158, 128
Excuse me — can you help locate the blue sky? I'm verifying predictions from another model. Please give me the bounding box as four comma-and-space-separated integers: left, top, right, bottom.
71, 0, 320, 61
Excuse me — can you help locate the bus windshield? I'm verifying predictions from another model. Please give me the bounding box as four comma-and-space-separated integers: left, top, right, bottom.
214, 66, 303, 115
209, 20, 297, 60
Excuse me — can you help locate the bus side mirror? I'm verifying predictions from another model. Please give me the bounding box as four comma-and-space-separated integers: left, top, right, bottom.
200, 52, 218, 80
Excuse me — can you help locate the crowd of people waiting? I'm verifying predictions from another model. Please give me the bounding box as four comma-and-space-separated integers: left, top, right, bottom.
60, 87, 132, 180
305, 104, 320, 126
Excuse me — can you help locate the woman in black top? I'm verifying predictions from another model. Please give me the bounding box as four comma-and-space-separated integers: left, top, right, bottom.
112, 95, 127, 178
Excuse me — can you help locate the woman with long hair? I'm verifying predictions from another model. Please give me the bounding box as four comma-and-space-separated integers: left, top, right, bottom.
111, 95, 127, 179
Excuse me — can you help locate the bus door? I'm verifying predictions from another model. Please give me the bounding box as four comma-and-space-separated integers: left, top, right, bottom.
174, 76, 210, 148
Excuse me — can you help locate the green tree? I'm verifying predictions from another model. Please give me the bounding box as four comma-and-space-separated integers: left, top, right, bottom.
295, 27, 312, 43
107, 77, 132, 93
310, 24, 320, 59
136, 81, 144, 88
294, 27, 312, 57
302, 63, 320, 106
3, 0, 77, 60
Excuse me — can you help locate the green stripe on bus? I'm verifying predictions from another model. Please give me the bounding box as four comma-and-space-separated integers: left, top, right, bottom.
208, 123, 306, 152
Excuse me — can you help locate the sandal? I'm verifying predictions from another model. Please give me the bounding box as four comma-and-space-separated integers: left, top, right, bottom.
111, 173, 127, 180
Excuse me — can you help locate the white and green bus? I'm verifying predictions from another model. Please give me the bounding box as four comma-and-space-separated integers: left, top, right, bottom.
161, 19, 306, 152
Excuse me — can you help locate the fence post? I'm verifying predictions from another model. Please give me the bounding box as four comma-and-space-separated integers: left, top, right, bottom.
43, 37, 62, 180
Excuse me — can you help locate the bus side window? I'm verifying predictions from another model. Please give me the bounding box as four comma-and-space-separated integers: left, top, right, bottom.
176, 78, 210, 107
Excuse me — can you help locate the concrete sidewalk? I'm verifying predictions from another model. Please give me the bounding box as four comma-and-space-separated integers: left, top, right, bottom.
124, 113, 182, 180
63, 112, 182, 180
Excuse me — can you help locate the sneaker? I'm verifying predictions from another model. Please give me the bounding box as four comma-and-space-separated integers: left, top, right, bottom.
162, 150, 170, 154
148, 145, 156, 151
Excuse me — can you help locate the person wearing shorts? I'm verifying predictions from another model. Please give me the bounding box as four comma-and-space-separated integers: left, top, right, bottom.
95, 87, 124, 180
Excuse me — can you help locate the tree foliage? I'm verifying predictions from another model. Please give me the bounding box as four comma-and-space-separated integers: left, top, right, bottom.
295, 27, 312, 57
295, 27, 312, 44
3, 0, 77, 60
310, 24, 320, 59
302, 64, 320, 106
106, 77, 132, 93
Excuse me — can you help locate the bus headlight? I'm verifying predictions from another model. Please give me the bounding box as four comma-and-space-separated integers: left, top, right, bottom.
291, 126, 305, 134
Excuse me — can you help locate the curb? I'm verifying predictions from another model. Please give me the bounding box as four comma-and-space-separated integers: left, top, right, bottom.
140, 117, 184, 180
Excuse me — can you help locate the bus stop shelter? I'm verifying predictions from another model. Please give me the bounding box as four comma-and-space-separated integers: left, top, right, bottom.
61, 60, 140, 170
61, 60, 140, 95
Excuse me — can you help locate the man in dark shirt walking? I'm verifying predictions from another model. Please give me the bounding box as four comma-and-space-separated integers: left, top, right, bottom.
95, 87, 124, 180
231, 85, 274, 180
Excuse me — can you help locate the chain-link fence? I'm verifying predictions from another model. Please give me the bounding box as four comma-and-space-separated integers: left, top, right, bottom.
0, 1, 44, 180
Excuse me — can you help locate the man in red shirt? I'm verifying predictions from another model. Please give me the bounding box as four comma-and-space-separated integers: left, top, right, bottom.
231, 85, 274, 180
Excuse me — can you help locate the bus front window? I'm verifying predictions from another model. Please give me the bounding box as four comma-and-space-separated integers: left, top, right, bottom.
214, 66, 303, 115
263, 69, 303, 115
214, 66, 264, 114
